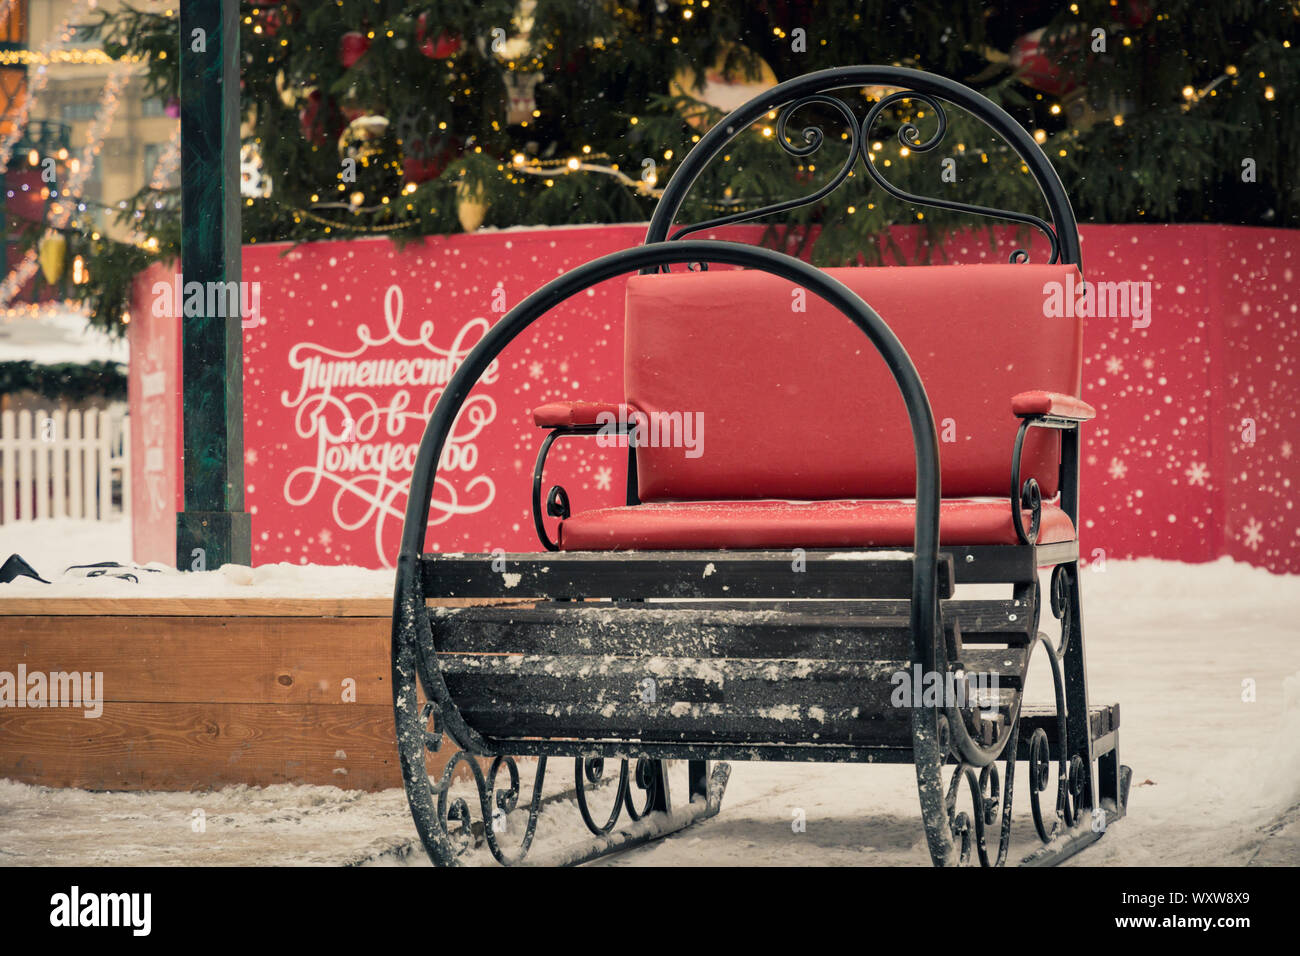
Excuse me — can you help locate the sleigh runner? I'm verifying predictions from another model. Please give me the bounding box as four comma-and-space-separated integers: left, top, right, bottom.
392, 65, 1130, 867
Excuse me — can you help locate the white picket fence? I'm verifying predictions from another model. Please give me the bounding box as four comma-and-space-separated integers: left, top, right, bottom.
0, 408, 131, 523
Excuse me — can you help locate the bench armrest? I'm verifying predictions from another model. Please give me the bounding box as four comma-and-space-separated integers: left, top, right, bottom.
533, 400, 634, 428
1011, 390, 1096, 422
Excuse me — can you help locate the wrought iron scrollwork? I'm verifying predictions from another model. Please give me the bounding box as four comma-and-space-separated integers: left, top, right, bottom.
1011, 418, 1042, 545
532, 425, 598, 551
859, 91, 1061, 264
575, 757, 630, 835
1050, 563, 1074, 658
941, 704, 1018, 867
415, 702, 679, 865
654, 81, 1068, 267
938, 579, 1091, 866
430, 750, 549, 866
665, 94, 863, 248
1024, 626, 1081, 845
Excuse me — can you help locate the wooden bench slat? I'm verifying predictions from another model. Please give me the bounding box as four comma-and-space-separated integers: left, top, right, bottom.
431, 603, 964, 661
422, 550, 955, 600
460, 697, 1015, 748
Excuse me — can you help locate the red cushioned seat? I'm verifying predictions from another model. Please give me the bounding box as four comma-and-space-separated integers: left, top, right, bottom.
541, 262, 1089, 552
558, 498, 1075, 551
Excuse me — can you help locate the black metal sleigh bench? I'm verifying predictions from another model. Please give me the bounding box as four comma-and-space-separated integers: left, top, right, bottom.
391, 65, 1130, 867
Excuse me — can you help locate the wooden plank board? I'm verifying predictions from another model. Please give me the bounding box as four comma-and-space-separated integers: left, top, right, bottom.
0, 597, 393, 617
424, 550, 955, 600
0, 596, 524, 616
432, 603, 963, 661
0, 616, 389, 705
0, 702, 420, 791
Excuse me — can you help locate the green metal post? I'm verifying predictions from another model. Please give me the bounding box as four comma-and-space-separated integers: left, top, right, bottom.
176, 0, 250, 569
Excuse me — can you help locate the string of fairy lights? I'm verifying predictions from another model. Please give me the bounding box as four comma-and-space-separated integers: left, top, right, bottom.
0, 61, 132, 309
0, 1, 181, 318
1, 2, 1288, 283
0, 0, 97, 177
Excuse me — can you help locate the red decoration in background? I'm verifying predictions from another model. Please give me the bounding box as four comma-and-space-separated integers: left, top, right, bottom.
1009, 28, 1079, 96
402, 143, 454, 185
338, 31, 371, 69
298, 89, 345, 146
130, 224, 1300, 575
417, 14, 461, 59
1121, 0, 1153, 29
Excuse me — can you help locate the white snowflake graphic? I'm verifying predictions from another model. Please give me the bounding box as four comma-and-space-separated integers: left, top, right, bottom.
528, 361, 544, 380
245, 448, 258, 465
318, 528, 333, 546
1242, 517, 1264, 551
1184, 461, 1210, 486
1105, 356, 1124, 375
1142, 357, 1155, 370
1283, 441, 1293, 460
559, 360, 570, 374
1108, 458, 1127, 480
593, 466, 613, 491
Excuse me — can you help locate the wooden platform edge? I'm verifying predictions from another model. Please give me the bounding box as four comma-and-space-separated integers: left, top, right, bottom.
0, 597, 520, 616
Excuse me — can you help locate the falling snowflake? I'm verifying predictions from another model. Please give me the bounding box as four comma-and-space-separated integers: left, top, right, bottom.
1283, 441, 1293, 460
594, 466, 613, 491
1108, 458, 1127, 480
559, 360, 570, 374
1184, 461, 1210, 486
1105, 356, 1124, 375
528, 361, 544, 380
318, 529, 333, 546
245, 448, 259, 465
1142, 357, 1155, 370
1242, 518, 1264, 551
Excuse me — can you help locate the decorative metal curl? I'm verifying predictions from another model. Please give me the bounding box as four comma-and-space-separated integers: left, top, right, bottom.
859, 90, 1061, 264
574, 756, 631, 835
1020, 477, 1042, 542
945, 764, 988, 866
663, 94, 863, 254
1025, 632, 1078, 844
624, 757, 662, 821
434, 749, 548, 866
942, 717, 1019, 866
1010, 418, 1040, 545
546, 485, 571, 519
532, 425, 598, 551
1050, 563, 1074, 659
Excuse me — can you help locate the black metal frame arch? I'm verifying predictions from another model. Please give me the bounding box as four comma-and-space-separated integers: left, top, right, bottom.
396, 240, 940, 666
643, 65, 1083, 272
390, 239, 967, 858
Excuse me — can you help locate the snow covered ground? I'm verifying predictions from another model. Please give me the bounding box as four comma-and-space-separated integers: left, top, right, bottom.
0, 518, 395, 596
1, 538, 1297, 865
0, 305, 128, 366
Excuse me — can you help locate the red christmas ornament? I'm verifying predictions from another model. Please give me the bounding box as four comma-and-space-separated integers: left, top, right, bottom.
339, 31, 371, 69
1009, 28, 1078, 97
1123, 0, 1153, 29
263, 9, 282, 37
402, 139, 457, 185
416, 13, 461, 59
299, 89, 345, 146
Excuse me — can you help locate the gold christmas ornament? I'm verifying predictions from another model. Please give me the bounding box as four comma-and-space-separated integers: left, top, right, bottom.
338, 114, 391, 163
38, 232, 67, 284
456, 180, 488, 233
669, 43, 778, 131
275, 70, 302, 108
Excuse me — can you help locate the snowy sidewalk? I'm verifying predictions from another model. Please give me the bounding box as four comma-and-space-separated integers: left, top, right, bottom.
1, 558, 1297, 866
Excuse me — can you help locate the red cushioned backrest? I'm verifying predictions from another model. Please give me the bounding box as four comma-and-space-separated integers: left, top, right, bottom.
623, 264, 1083, 501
